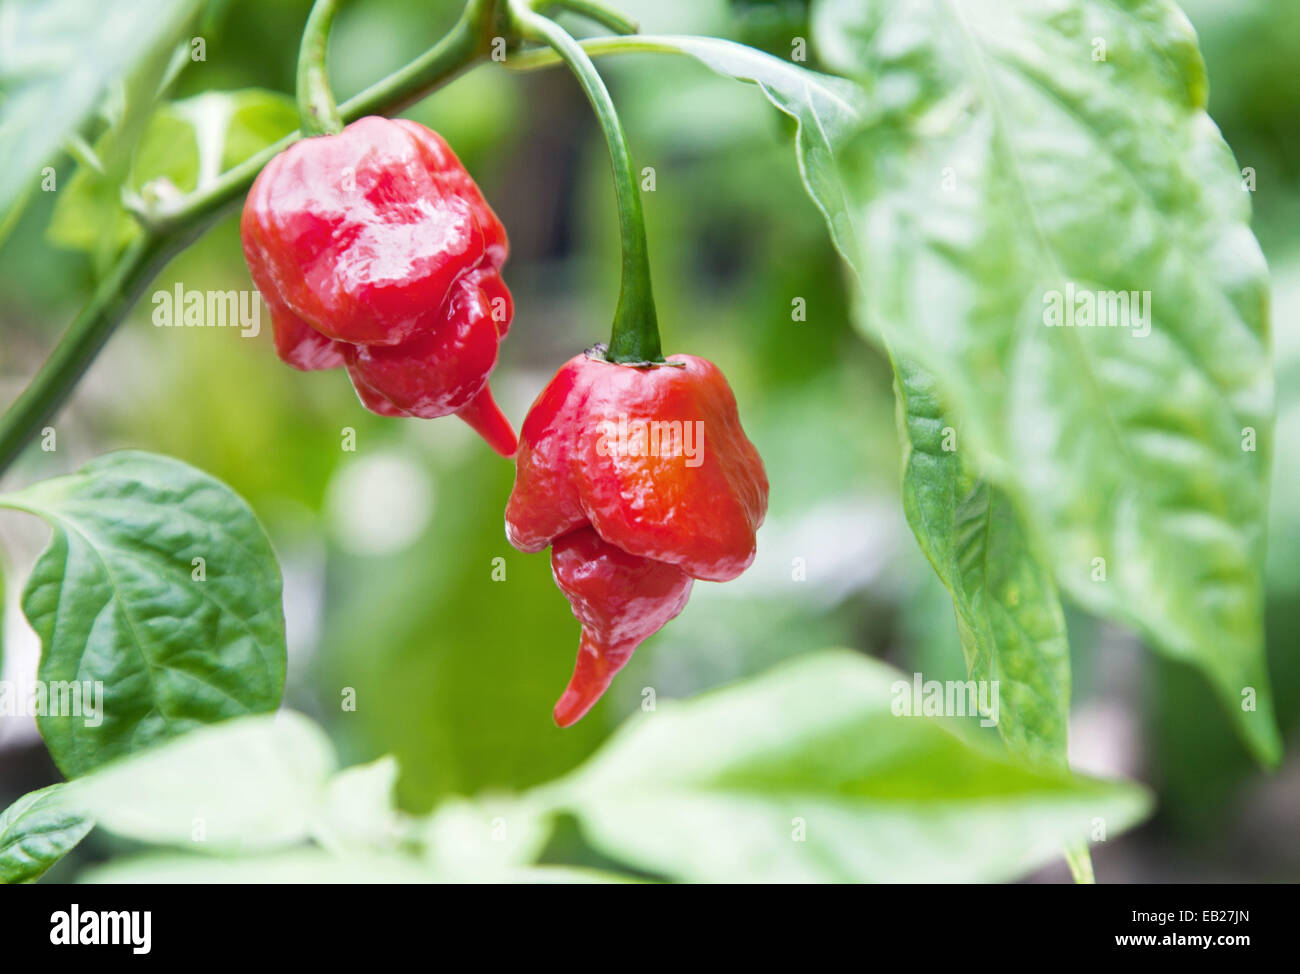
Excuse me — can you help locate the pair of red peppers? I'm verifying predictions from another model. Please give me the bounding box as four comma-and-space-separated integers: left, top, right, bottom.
242, 117, 768, 725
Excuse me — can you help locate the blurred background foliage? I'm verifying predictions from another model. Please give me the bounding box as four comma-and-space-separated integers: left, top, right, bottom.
0, 0, 1296, 880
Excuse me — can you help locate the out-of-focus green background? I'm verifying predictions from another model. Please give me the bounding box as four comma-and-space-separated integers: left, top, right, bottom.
0, 0, 1296, 880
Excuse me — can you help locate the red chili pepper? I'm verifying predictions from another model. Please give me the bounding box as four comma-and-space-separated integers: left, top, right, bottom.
241, 116, 517, 455
506, 349, 768, 725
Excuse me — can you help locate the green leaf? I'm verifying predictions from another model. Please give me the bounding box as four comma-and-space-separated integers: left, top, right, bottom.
0, 451, 287, 776
551, 650, 1149, 883
894, 356, 1070, 767
421, 795, 555, 879
69, 712, 333, 850
44, 39, 178, 271
0, 784, 93, 884
67, 713, 631, 882
78, 849, 440, 884
78, 850, 633, 884
206, 90, 300, 175
48, 89, 298, 263
317, 756, 407, 851
131, 89, 298, 198
806, 0, 1277, 763
0, 0, 201, 239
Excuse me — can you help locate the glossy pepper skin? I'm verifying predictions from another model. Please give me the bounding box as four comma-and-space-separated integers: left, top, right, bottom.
241, 116, 517, 455
506, 350, 768, 725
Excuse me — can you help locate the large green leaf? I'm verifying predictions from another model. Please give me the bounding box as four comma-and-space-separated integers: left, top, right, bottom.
896, 355, 1088, 880
69, 712, 333, 850
0, 784, 92, 883
65, 712, 632, 882
80, 849, 442, 884
806, 0, 1276, 762
56, 662, 1147, 883
0, 0, 200, 237
78, 851, 631, 884
0, 451, 287, 776
894, 356, 1070, 767
551, 650, 1148, 882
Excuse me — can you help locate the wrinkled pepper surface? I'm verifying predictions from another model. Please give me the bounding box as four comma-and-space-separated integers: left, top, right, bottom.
241, 116, 517, 455
506, 349, 768, 725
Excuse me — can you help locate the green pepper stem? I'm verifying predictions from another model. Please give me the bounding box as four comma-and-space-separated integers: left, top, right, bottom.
297, 0, 345, 136
0, 230, 200, 479
508, 0, 662, 364
543, 0, 639, 35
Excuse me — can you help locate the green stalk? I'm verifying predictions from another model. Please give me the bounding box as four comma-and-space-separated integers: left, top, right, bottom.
504, 33, 709, 70
297, 0, 346, 136
508, 0, 661, 364
1065, 842, 1096, 884
543, 0, 639, 35
0, 0, 500, 477
0, 231, 198, 475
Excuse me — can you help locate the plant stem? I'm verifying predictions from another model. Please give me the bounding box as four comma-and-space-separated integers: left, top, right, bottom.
297, 0, 346, 136
0, 230, 199, 475
0, 0, 500, 477
504, 33, 705, 70
543, 0, 639, 35
508, 0, 661, 364
1064, 842, 1096, 884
